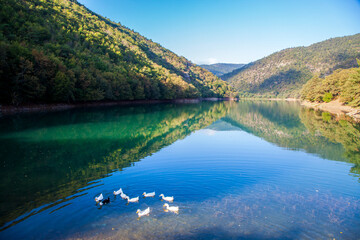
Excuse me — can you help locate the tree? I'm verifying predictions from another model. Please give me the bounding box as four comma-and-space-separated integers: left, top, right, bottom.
52, 71, 74, 102
342, 69, 360, 106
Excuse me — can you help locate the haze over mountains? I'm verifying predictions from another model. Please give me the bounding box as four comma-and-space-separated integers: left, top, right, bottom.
200, 63, 245, 77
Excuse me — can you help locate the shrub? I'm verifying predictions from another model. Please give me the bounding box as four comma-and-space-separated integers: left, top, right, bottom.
322, 92, 333, 103
322, 112, 332, 122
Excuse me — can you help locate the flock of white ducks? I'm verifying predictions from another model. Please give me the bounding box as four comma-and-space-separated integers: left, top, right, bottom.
95, 188, 179, 218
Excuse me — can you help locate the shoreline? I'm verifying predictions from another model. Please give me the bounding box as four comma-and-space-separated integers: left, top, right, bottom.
239, 97, 300, 101
238, 97, 360, 122
2, 97, 359, 122
0, 97, 237, 116
301, 99, 360, 122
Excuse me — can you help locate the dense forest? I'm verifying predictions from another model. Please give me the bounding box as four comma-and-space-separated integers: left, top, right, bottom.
222, 34, 360, 98
300, 60, 360, 107
200, 63, 245, 77
0, 0, 233, 105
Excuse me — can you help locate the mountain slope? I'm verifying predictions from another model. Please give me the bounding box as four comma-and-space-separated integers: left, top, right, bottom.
222, 34, 360, 98
0, 0, 233, 105
200, 63, 245, 76
300, 63, 360, 107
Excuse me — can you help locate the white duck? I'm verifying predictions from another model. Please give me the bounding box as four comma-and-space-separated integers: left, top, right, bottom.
126, 196, 139, 203
95, 193, 103, 202
163, 203, 179, 213
120, 191, 128, 199
142, 192, 155, 197
113, 188, 122, 195
136, 207, 150, 217
159, 194, 174, 202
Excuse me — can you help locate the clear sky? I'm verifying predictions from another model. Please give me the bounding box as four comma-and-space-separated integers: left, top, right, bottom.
78, 0, 360, 64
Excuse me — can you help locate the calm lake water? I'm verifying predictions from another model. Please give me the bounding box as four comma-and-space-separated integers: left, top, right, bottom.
0, 101, 359, 239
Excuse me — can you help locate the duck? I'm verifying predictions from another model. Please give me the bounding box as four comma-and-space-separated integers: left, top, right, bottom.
126, 196, 139, 203
163, 203, 179, 213
136, 207, 150, 217
99, 197, 110, 206
113, 188, 122, 195
120, 191, 128, 199
95, 193, 104, 202
159, 194, 174, 202
142, 192, 155, 197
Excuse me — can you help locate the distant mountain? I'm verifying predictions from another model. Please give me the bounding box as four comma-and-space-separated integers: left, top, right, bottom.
222, 34, 360, 98
200, 63, 245, 77
0, 0, 233, 105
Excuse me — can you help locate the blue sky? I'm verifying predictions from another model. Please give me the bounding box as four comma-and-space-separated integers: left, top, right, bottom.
78, 0, 360, 64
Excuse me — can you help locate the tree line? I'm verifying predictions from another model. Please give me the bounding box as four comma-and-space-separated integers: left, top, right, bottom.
0, 0, 234, 105
301, 59, 360, 107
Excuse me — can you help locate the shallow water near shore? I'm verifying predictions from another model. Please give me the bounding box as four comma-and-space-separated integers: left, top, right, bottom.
0, 101, 359, 239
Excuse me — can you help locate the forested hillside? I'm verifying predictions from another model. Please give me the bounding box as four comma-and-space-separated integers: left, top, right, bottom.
222, 34, 360, 98
200, 63, 245, 77
300, 60, 360, 107
0, 0, 233, 105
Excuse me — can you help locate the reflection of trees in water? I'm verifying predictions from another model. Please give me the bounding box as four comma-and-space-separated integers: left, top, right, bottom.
224, 101, 347, 162
225, 101, 360, 180
1, 101, 359, 229
0, 102, 229, 228
300, 108, 360, 179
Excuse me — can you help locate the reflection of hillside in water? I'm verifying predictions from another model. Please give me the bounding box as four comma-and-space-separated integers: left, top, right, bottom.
300, 109, 360, 178
0, 102, 229, 229
1, 100, 359, 231
224, 100, 360, 178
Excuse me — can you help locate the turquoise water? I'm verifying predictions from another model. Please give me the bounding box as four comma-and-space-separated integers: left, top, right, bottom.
0, 101, 359, 239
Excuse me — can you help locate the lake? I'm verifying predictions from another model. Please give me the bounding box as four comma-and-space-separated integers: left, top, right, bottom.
0, 101, 359, 239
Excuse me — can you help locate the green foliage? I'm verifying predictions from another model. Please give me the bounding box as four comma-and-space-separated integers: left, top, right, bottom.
301, 109, 360, 166
300, 75, 322, 101
322, 112, 332, 122
224, 101, 348, 163
0, 0, 233, 105
342, 68, 360, 107
223, 34, 360, 98
322, 92, 333, 103
52, 71, 74, 102
300, 63, 360, 106
223, 101, 360, 180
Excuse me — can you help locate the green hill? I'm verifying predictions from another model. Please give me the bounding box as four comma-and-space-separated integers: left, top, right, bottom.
222, 34, 360, 98
200, 63, 245, 77
300, 61, 360, 107
0, 0, 233, 105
